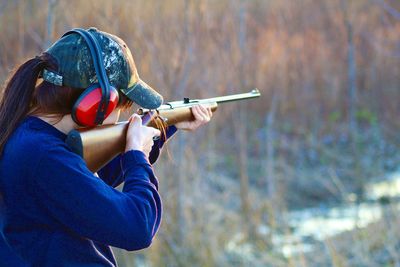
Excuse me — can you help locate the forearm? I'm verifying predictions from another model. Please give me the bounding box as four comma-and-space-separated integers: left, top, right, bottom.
97, 125, 178, 185
33, 147, 162, 251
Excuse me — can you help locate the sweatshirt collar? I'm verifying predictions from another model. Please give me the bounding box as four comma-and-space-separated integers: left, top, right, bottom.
25, 116, 68, 140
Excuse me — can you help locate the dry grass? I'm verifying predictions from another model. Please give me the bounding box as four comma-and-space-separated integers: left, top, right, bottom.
0, 0, 400, 266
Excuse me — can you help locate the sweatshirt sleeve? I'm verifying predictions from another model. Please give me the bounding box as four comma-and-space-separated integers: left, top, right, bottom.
96, 155, 124, 187
149, 125, 178, 164
30, 145, 162, 251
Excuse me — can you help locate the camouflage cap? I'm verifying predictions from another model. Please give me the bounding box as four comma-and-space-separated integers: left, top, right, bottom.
42, 27, 163, 109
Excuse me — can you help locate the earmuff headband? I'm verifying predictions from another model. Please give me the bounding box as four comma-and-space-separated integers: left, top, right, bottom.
62, 28, 111, 125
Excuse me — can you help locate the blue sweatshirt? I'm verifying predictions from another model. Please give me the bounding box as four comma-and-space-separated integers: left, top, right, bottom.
0, 116, 176, 266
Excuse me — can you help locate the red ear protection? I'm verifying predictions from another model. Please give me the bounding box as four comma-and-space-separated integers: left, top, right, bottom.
72, 83, 119, 127
64, 28, 118, 127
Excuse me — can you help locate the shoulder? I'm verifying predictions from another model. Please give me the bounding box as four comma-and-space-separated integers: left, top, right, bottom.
3, 117, 78, 167
22, 126, 90, 183
0, 117, 86, 188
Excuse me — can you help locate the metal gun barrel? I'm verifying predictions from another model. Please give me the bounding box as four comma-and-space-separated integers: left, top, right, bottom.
138, 88, 260, 113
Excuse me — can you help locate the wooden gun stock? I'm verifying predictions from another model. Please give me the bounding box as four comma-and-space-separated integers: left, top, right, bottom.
66, 89, 260, 172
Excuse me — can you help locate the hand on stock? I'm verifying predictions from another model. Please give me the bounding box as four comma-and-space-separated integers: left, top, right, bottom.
125, 114, 161, 157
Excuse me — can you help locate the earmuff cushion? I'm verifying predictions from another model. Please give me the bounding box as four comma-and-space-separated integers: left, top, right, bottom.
72, 84, 119, 127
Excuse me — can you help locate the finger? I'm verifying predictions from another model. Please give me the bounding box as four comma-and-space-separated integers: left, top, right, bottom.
197, 105, 210, 122
197, 104, 207, 114
192, 105, 205, 121
142, 126, 161, 138
152, 128, 161, 137
144, 138, 154, 152
206, 107, 213, 118
127, 115, 141, 136
130, 114, 142, 125
142, 147, 151, 158
144, 138, 155, 148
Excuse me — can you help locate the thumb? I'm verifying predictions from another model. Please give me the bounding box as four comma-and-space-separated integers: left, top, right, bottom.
152, 128, 161, 137
130, 114, 142, 125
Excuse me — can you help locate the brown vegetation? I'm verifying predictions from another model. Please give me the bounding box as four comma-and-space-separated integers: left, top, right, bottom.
1, 0, 399, 266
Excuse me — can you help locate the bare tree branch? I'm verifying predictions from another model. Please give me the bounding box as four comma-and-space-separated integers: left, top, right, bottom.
360, 30, 400, 59
27, 29, 45, 50
374, 0, 400, 20
0, 0, 19, 17
45, 0, 58, 49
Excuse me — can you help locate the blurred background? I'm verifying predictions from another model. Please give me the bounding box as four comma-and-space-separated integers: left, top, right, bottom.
1, 0, 400, 266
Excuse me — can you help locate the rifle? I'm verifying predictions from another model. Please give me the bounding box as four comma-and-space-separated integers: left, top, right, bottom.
65, 89, 261, 172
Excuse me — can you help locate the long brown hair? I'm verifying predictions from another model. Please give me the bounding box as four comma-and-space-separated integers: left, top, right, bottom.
0, 53, 132, 155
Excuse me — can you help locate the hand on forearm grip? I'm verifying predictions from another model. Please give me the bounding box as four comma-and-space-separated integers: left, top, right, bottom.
175, 104, 213, 131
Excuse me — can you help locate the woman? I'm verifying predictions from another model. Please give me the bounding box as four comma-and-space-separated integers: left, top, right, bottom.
0, 28, 212, 266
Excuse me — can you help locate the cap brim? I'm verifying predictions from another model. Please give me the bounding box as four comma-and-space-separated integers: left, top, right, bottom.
120, 79, 163, 109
